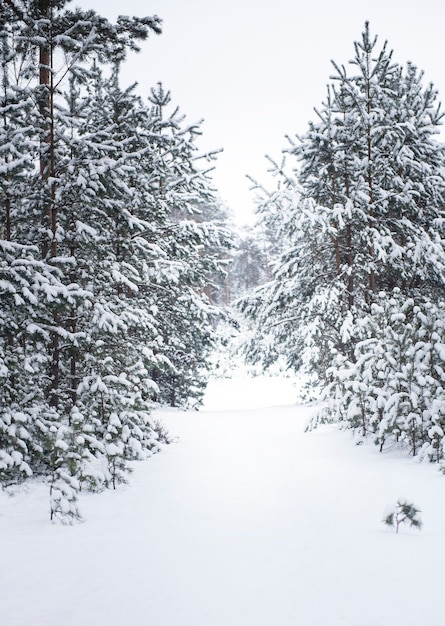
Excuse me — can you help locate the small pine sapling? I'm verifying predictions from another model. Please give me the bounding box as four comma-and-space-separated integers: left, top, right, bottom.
50, 472, 82, 524
383, 500, 422, 533
104, 413, 129, 489
46, 423, 83, 524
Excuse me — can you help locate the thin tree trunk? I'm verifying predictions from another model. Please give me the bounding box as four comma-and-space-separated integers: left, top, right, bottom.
343, 169, 354, 310
49, 313, 60, 407
346, 223, 354, 309
366, 66, 376, 296
38, 0, 57, 257
332, 235, 341, 275
70, 308, 78, 415
326, 130, 341, 279
39, 1, 60, 407
1, 40, 12, 242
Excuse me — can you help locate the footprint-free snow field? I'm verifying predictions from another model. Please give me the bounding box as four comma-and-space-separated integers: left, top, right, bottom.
2, 375, 445, 626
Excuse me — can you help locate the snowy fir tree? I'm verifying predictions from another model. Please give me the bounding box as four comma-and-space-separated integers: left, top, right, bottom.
0, 0, 233, 519
140, 83, 233, 407
241, 23, 445, 461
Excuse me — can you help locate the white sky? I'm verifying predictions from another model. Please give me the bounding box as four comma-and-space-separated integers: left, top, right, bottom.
74, 0, 445, 224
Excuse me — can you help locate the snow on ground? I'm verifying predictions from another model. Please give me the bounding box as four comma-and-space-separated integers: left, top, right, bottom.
2, 375, 445, 626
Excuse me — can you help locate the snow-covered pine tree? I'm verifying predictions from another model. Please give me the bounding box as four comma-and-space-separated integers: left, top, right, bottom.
2, 0, 234, 511
140, 84, 233, 407
0, 0, 165, 514
241, 24, 445, 459
0, 1, 84, 485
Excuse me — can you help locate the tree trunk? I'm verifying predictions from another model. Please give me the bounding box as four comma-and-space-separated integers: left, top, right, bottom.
365, 64, 376, 296
38, 5, 57, 258
343, 169, 354, 310
38, 1, 60, 406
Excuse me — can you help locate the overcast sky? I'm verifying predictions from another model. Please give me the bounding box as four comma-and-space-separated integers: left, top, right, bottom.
75, 0, 445, 224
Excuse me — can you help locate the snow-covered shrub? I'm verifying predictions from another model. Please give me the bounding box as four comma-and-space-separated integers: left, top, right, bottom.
49, 473, 82, 525
45, 420, 82, 524
323, 292, 445, 459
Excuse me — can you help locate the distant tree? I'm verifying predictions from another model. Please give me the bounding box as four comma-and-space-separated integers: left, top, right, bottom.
228, 227, 270, 300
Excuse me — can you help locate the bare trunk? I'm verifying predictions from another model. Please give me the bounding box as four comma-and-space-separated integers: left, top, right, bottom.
49, 316, 60, 407
39, 2, 60, 406
346, 224, 354, 310
333, 235, 341, 276
2, 43, 12, 241
366, 72, 376, 296
70, 309, 78, 414
343, 169, 354, 310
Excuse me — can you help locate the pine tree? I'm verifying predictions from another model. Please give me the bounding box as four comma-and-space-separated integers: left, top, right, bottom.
228, 227, 270, 300
139, 84, 233, 407
0, 0, 165, 517
384, 500, 422, 533
1, 0, 235, 518
241, 24, 445, 459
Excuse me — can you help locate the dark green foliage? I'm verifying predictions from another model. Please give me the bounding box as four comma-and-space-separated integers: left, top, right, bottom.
383, 500, 422, 533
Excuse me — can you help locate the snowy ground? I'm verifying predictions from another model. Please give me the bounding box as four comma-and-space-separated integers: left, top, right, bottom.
2, 374, 445, 626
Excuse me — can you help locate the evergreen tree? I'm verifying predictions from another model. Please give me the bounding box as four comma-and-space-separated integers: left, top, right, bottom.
228, 226, 270, 301
242, 24, 445, 459
0, 0, 166, 517
384, 500, 422, 533
142, 84, 233, 406
1, 0, 234, 518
